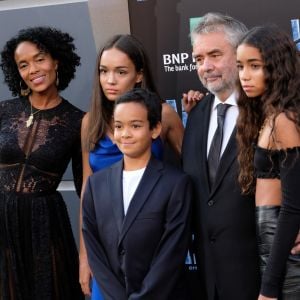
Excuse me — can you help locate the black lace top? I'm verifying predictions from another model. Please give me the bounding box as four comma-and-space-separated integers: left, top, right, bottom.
0, 96, 83, 195
0, 96, 85, 299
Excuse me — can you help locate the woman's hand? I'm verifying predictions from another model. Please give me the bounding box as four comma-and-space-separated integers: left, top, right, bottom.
182, 90, 204, 113
79, 254, 92, 296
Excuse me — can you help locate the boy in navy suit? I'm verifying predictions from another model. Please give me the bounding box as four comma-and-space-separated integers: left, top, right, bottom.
82, 88, 192, 300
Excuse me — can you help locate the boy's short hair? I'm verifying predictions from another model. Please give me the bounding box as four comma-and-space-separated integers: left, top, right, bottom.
115, 88, 162, 129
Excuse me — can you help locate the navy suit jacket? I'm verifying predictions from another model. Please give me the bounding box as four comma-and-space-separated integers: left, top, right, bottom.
182, 94, 260, 300
82, 156, 192, 300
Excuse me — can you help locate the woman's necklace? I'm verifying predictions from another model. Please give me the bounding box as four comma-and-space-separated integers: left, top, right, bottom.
26, 96, 62, 128
26, 103, 41, 127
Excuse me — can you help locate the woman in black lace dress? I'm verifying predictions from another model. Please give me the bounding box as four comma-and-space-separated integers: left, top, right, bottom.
0, 27, 84, 299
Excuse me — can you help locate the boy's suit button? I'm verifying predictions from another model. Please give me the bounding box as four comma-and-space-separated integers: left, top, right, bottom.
207, 200, 214, 206
119, 248, 125, 256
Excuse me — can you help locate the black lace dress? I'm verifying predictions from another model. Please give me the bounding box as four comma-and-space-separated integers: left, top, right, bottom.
0, 97, 85, 300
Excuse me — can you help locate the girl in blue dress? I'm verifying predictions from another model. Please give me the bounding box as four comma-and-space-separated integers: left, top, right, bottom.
79, 34, 184, 299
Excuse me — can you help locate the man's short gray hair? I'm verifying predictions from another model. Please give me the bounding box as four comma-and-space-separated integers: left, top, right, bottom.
191, 12, 248, 48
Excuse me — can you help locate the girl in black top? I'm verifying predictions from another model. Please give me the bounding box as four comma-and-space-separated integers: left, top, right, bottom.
236, 25, 300, 300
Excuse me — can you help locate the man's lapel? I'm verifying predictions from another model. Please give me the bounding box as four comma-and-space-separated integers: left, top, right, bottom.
109, 160, 125, 234
199, 94, 214, 195
209, 127, 237, 197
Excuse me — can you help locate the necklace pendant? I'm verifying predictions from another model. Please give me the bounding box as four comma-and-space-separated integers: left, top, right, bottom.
26, 114, 33, 127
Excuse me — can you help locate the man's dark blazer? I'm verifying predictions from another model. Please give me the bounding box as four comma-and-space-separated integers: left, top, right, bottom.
182, 93, 260, 300
82, 156, 192, 300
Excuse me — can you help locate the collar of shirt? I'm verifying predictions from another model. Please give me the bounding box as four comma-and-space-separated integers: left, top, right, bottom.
211, 91, 238, 111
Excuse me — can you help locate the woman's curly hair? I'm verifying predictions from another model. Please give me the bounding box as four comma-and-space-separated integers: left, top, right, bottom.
236, 25, 300, 194
0, 26, 81, 96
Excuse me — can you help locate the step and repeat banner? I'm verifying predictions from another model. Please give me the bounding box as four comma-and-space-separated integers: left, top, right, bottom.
128, 0, 299, 125
128, 1, 299, 298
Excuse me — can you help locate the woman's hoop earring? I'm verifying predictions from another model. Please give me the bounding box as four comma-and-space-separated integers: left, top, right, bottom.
20, 80, 31, 96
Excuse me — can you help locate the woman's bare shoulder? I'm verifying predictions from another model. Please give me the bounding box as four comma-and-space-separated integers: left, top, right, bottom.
274, 112, 300, 148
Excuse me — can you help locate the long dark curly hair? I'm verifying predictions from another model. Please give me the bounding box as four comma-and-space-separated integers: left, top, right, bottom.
0, 26, 81, 96
236, 24, 300, 194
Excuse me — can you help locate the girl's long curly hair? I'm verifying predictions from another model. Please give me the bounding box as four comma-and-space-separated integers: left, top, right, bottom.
0, 26, 80, 96
236, 25, 300, 194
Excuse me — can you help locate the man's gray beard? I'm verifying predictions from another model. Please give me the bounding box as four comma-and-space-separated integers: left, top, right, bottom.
202, 78, 237, 96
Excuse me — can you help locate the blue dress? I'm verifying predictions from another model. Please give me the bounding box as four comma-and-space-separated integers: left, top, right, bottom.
89, 135, 163, 300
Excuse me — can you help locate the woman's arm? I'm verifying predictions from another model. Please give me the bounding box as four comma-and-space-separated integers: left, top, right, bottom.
79, 113, 93, 296
260, 113, 300, 299
161, 103, 184, 156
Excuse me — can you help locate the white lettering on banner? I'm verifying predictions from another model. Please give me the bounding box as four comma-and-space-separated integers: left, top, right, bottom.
164, 65, 174, 72
175, 65, 188, 71
190, 63, 197, 71
163, 53, 189, 64
162, 52, 196, 73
